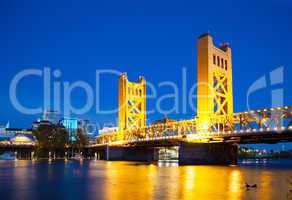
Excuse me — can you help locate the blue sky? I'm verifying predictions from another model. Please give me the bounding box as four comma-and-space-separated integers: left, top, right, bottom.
0, 0, 291, 149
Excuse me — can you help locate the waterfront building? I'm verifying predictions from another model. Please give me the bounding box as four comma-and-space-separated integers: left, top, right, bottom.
10, 134, 35, 144
0, 127, 33, 142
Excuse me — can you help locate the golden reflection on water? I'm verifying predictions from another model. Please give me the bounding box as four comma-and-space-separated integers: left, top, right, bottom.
228, 169, 243, 200
12, 160, 34, 200
102, 163, 245, 200
2, 160, 292, 200
256, 171, 273, 200
99, 162, 291, 200
103, 162, 158, 200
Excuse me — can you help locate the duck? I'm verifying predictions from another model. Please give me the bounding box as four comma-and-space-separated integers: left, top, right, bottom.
245, 183, 257, 189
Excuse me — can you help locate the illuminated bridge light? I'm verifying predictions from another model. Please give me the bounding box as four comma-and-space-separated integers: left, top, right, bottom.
260, 128, 264, 132
289, 126, 292, 130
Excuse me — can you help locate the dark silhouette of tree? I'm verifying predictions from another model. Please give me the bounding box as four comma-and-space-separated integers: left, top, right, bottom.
73, 128, 88, 151
33, 124, 69, 158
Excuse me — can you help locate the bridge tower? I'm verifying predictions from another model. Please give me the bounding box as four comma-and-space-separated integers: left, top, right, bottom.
118, 73, 146, 140
197, 33, 233, 132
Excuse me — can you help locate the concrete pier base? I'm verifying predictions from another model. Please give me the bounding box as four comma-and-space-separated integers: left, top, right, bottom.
179, 142, 238, 165
106, 146, 157, 162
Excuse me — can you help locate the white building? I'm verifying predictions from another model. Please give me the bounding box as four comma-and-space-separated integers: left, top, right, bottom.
98, 127, 118, 135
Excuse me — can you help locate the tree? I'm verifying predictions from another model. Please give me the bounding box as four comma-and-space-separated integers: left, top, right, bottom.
33, 124, 69, 158
73, 128, 88, 151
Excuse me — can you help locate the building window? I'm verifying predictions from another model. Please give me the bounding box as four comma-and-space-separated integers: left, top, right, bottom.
221, 58, 224, 68
225, 60, 228, 70
213, 55, 216, 65
217, 56, 220, 67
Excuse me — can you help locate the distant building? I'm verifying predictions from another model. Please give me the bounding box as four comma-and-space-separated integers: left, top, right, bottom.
0, 125, 6, 135
0, 122, 33, 141
153, 117, 176, 124
60, 118, 78, 142
0, 127, 33, 141
78, 119, 89, 133
0, 122, 10, 133
10, 134, 35, 144
43, 110, 61, 124
5, 128, 32, 135
32, 120, 52, 130
98, 127, 118, 135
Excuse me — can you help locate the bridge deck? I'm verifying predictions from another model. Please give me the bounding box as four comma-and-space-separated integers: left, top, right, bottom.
89, 128, 292, 148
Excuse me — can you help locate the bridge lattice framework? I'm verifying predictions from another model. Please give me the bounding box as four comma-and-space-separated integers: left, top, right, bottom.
96, 33, 292, 145
96, 106, 292, 145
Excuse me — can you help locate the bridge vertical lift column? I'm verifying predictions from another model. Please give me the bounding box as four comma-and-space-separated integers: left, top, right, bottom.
179, 33, 238, 165
106, 73, 156, 162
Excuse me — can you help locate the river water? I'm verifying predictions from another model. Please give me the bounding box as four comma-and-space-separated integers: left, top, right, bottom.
0, 159, 291, 200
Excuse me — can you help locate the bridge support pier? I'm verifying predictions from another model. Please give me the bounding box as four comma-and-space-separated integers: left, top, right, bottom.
179, 142, 238, 165
106, 146, 157, 162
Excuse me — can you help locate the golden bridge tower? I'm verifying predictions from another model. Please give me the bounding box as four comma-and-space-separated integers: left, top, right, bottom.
118, 73, 146, 140
197, 33, 234, 132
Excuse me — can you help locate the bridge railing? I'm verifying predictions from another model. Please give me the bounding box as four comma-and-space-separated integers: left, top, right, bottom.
96, 106, 292, 144
233, 106, 292, 131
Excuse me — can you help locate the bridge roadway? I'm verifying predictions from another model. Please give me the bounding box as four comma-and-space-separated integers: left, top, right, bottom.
90, 127, 292, 147
87, 127, 292, 165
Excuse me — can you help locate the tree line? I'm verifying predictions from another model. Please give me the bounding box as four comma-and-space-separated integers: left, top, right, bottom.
32, 123, 88, 158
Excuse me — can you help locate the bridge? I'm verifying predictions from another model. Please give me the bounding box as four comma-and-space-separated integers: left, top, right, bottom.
91, 33, 292, 165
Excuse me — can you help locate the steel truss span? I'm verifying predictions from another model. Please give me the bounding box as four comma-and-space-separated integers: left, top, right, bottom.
95, 33, 292, 147
95, 106, 292, 146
